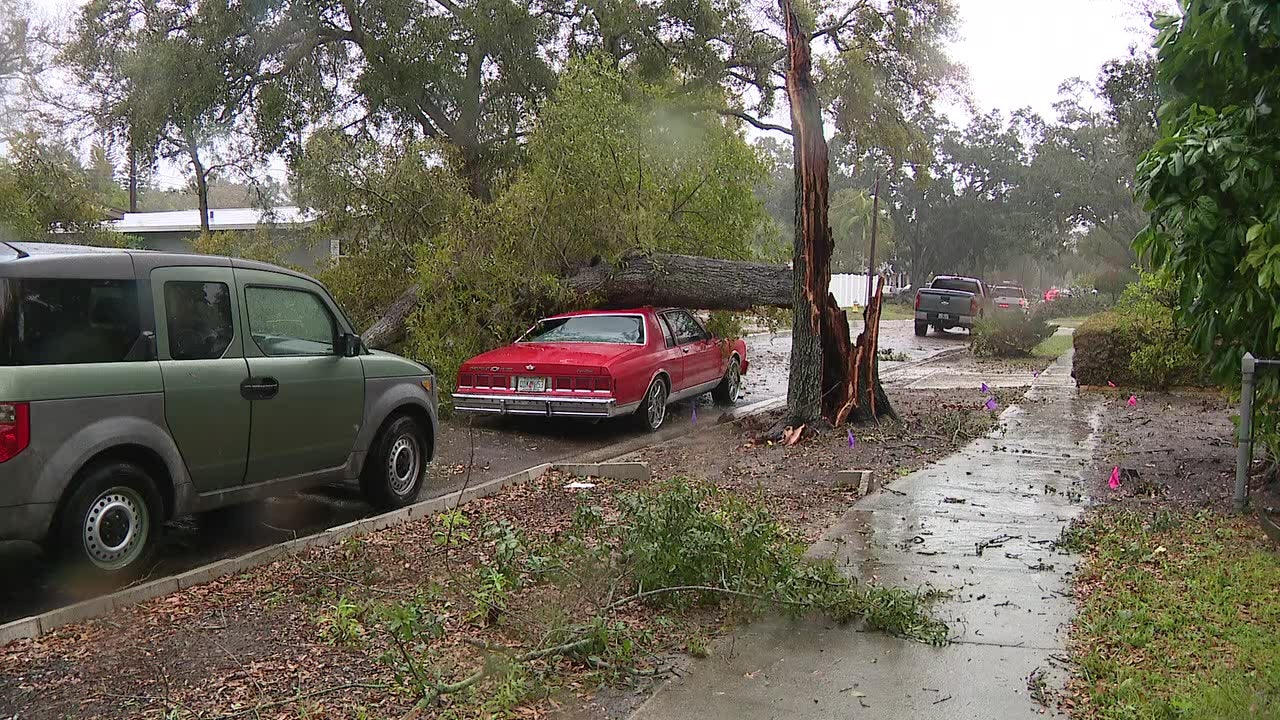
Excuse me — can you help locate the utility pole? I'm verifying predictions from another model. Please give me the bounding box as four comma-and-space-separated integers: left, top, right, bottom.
866, 176, 880, 307
128, 147, 138, 213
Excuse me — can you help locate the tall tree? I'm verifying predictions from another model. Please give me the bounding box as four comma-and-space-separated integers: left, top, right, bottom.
65, 0, 259, 231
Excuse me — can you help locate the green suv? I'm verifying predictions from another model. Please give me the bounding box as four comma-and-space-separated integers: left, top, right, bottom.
0, 242, 438, 577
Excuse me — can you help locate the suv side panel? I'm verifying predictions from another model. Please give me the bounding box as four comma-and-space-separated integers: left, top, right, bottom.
0, 393, 189, 541
353, 374, 439, 477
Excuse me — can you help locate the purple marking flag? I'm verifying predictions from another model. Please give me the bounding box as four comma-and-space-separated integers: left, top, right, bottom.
984, 397, 998, 411
980, 382, 990, 394
691, 404, 697, 423
847, 428, 857, 448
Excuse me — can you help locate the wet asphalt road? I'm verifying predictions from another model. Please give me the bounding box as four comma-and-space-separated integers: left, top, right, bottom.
0, 320, 966, 624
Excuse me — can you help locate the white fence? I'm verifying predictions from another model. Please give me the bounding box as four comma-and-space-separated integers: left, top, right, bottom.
830, 273, 877, 308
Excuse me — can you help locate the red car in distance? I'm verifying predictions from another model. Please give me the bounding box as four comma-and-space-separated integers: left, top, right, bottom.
452, 308, 748, 431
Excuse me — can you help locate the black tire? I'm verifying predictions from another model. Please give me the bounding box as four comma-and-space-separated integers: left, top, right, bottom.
712, 358, 742, 406
361, 415, 429, 511
54, 460, 163, 579
636, 377, 669, 432
914, 321, 928, 337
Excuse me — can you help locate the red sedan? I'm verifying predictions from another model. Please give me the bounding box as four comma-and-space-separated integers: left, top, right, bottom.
452, 308, 748, 431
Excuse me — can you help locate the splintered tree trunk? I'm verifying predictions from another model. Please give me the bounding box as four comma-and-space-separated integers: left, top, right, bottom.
779, 0, 894, 425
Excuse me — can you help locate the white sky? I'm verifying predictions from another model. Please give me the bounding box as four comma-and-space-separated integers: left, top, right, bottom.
949, 0, 1154, 120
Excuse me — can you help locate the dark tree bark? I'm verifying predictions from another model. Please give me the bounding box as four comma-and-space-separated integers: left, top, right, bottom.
361, 253, 793, 349
779, 0, 893, 425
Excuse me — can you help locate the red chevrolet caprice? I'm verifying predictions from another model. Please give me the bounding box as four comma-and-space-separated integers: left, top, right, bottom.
452, 308, 748, 431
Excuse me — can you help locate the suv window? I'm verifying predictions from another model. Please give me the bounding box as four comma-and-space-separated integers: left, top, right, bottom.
663, 311, 707, 345
0, 278, 143, 366
245, 285, 335, 356
164, 281, 233, 360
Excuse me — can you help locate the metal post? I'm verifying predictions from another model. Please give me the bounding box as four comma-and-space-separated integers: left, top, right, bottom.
1235, 353, 1257, 512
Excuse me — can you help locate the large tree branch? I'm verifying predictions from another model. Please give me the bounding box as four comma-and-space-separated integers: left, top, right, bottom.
721, 110, 793, 135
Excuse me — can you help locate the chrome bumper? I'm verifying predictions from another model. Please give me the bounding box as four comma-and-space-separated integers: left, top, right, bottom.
452, 393, 637, 418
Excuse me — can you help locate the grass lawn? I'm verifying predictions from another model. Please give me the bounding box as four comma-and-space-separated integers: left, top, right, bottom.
846, 303, 916, 321
1066, 509, 1280, 719
1033, 333, 1073, 358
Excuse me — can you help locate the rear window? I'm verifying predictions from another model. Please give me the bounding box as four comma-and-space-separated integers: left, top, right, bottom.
0, 278, 144, 366
931, 278, 980, 294
993, 286, 1025, 298
520, 315, 644, 344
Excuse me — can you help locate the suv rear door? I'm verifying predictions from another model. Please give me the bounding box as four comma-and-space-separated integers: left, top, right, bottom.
152, 266, 251, 492
234, 268, 364, 484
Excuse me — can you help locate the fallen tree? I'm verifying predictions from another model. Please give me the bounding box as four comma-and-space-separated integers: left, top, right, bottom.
361, 252, 793, 349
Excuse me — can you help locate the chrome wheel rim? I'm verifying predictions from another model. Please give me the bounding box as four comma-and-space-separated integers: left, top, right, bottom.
648, 382, 668, 429
387, 434, 421, 496
726, 364, 741, 400
83, 486, 149, 571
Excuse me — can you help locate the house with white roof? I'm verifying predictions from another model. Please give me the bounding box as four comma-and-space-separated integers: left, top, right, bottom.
106, 206, 336, 270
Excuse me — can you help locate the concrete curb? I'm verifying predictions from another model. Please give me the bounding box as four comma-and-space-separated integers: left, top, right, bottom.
0, 460, 646, 646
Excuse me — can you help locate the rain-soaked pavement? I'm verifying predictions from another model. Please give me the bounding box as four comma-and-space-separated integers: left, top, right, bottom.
631, 349, 1098, 720
0, 319, 963, 624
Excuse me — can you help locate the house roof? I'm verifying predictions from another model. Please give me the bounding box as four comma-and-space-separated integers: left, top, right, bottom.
108, 206, 316, 234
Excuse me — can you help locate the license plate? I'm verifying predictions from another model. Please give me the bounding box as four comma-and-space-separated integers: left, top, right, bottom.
938, 313, 952, 321
517, 376, 546, 392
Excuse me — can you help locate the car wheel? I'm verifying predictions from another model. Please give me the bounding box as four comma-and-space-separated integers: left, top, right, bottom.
637, 377, 669, 432
914, 321, 928, 337
361, 415, 428, 511
712, 360, 741, 406
55, 460, 163, 579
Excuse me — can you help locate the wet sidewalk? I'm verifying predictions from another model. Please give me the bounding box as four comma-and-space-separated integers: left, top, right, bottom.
629, 350, 1098, 720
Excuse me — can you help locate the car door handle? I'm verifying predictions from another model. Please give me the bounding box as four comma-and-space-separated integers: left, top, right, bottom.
681, 347, 690, 354
240, 377, 280, 400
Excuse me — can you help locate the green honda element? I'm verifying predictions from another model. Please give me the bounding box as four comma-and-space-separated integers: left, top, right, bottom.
0, 241, 438, 577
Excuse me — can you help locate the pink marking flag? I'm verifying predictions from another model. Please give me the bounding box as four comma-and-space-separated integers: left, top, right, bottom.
847, 428, 857, 448
980, 382, 990, 394
1127, 395, 1138, 407
1033, 370, 1041, 378
984, 397, 998, 411
1107, 380, 1117, 388
1108, 466, 1121, 490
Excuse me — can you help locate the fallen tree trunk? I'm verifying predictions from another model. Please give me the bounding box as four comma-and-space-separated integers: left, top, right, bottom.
361, 253, 792, 349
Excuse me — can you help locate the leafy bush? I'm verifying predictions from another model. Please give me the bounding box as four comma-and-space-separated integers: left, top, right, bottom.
970, 315, 1057, 357
1072, 272, 1207, 388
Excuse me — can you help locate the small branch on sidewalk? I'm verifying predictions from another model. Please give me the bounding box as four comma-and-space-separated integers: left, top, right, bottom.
975, 534, 1021, 556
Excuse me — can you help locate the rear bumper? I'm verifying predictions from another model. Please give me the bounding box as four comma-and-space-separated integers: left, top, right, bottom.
452, 393, 639, 418
916, 311, 973, 327
0, 503, 55, 543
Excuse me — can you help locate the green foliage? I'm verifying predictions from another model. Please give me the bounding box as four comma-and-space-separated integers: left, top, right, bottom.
316, 596, 367, 645
1134, 0, 1280, 455
1070, 509, 1280, 719
1072, 272, 1206, 388
1032, 290, 1111, 321
399, 58, 768, 400
432, 509, 471, 547
970, 315, 1057, 358
0, 132, 118, 241
191, 230, 289, 266
603, 478, 949, 644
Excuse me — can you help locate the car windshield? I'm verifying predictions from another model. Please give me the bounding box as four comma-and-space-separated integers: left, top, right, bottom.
993, 286, 1024, 297
932, 278, 980, 294
520, 315, 644, 344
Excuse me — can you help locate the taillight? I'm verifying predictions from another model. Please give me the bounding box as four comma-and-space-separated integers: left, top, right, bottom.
594, 376, 612, 392
914, 293, 921, 310
0, 402, 29, 464
998, 303, 1010, 308
458, 372, 473, 387
970, 298, 978, 314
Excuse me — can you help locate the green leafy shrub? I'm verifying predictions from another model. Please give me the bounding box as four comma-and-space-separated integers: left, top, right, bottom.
1071, 272, 1207, 388
970, 315, 1057, 357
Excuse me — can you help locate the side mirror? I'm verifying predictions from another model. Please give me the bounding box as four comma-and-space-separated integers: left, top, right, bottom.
336, 332, 362, 358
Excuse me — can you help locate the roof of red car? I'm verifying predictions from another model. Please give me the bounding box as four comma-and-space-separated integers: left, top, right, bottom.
546, 307, 658, 319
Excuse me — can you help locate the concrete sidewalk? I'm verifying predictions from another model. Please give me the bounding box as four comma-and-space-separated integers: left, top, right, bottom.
629, 350, 1098, 720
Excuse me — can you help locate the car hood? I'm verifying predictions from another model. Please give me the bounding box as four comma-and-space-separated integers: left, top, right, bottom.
464, 342, 645, 370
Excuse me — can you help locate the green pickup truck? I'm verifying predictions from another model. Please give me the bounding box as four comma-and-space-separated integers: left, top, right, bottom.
914, 275, 988, 336
0, 241, 438, 577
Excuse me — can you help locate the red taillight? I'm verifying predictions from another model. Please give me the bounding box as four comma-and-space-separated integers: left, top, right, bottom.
914, 293, 921, 310
0, 402, 29, 464
458, 372, 473, 387
998, 303, 1010, 308
594, 376, 612, 392
970, 298, 978, 314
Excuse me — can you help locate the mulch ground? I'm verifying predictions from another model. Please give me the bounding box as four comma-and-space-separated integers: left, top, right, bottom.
0, 386, 1014, 720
